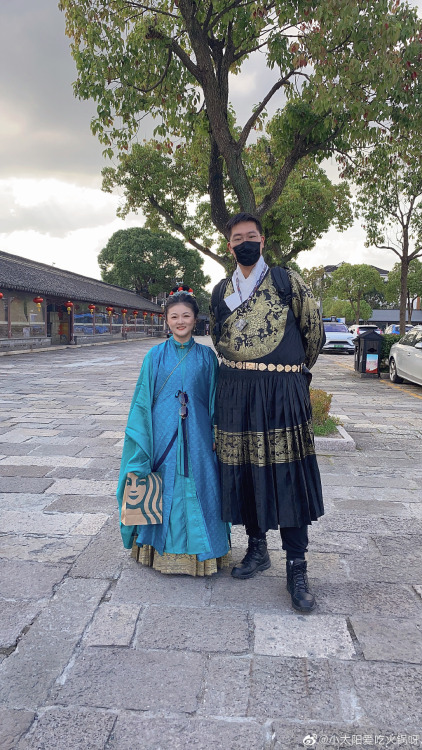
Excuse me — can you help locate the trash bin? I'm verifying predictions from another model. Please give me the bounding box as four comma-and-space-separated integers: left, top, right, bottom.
354, 330, 383, 377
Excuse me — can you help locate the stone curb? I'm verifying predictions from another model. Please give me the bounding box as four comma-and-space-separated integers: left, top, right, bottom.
0, 337, 164, 357
315, 424, 356, 453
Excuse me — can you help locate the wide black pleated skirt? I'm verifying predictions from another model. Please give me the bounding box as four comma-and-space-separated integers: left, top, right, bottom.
215, 366, 324, 531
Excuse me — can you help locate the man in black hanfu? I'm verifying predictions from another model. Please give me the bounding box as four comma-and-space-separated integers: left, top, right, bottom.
210, 213, 325, 612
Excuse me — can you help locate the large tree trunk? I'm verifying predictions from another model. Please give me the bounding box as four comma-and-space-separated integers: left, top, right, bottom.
407, 292, 413, 324
356, 295, 361, 325
400, 230, 409, 336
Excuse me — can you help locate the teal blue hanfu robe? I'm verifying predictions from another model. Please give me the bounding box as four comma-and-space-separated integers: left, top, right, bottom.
117, 337, 230, 562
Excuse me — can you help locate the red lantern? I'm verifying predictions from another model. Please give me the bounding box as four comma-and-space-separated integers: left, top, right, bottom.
0, 293, 3, 300
33, 296, 44, 311
159, 313, 163, 319
150, 312, 154, 320
121, 308, 128, 316
88, 304, 96, 315
132, 310, 139, 318
106, 306, 114, 316
65, 301, 73, 314
142, 311, 148, 318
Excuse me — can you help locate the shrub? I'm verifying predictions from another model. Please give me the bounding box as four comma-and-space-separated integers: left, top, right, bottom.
380, 333, 400, 363
379, 333, 401, 369
310, 388, 332, 426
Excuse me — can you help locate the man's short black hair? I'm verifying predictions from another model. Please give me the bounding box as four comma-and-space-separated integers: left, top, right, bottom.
225, 212, 263, 239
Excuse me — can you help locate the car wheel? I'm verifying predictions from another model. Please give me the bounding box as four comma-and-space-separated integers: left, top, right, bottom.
389, 357, 403, 384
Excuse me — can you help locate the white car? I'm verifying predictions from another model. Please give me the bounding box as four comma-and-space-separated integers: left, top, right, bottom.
348, 324, 383, 337
322, 322, 355, 354
389, 326, 422, 386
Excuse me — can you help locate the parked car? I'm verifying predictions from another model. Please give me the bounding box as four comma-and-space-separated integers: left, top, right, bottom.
322, 322, 355, 354
389, 326, 422, 386
384, 324, 414, 335
348, 324, 383, 337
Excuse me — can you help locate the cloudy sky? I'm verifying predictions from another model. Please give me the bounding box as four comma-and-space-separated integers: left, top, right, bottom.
1, 0, 421, 290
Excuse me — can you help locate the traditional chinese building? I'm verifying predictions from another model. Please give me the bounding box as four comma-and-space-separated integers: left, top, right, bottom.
0, 251, 163, 351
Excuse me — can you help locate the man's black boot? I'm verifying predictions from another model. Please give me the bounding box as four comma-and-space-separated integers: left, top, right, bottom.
286, 559, 315, 612
231, 537, 271, 579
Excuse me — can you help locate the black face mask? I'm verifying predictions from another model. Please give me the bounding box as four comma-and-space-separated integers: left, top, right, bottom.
232, 240, 261, 267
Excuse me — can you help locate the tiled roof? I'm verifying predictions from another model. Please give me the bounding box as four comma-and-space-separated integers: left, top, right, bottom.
0, 251, 161, 312
369, 309, 422, 323
324, 262, 389, 275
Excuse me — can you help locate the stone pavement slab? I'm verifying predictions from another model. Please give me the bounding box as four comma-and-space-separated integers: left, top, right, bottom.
313, 581, 421, 616
44, 478, 116, 495
51, 647, 204, 713
209, 568, 291, 612
0, 492, 54, 511
198, 655, 252, 717
0, 455, 91, 467
0, 465, 53, 477
0, 708, 36, 750
84, 603, 140, 647
0, 560, 69, 600
249, 656, 357, 722
16, 708, 116, 750
68, 515, 127, 580
0, 578, 108, 710
134, 605, 250, 654
351, 661, 422, 726
0, 510, 82, 535
107, 715, 268, 750
0, 601, 42, 649
0, 477, 54, 493
110, 562, 209, 607
253, 613, 356, 659
0, 534, 91, 564
44, 494, 116, 513
350, 617, 422, 663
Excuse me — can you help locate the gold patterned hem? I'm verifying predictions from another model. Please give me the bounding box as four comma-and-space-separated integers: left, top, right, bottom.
130, 543, 232, 576
216, 420, 316, 466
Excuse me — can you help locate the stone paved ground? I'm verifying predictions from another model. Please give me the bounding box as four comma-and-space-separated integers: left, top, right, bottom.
0, 339, 421, 750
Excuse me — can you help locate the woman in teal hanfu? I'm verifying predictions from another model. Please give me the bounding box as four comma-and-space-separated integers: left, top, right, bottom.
117, 285, 231, 576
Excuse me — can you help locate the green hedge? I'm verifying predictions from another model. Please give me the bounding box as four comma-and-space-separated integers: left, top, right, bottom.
380, 334, 400, 363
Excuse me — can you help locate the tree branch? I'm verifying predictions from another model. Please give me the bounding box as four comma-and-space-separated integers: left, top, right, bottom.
125, 45, 173, 93
143, 23, 200, 81
237, 72, 295, 150
124, 1, 179, 19
256, 121, 342, 217
409, 247, 422, 261
209, 0, 266, 31
148, 194, 225, 267
208, 133, 230, 234
373, 242, 402, 260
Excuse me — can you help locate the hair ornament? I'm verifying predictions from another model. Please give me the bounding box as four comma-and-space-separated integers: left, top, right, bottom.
168, 285, 195, 297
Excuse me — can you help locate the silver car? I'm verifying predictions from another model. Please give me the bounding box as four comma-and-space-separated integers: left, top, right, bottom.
389, 326, 422, 386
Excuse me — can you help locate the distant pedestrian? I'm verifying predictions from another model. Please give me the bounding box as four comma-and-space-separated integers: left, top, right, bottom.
211, 213, 325, 611
117, 285, 230, 576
